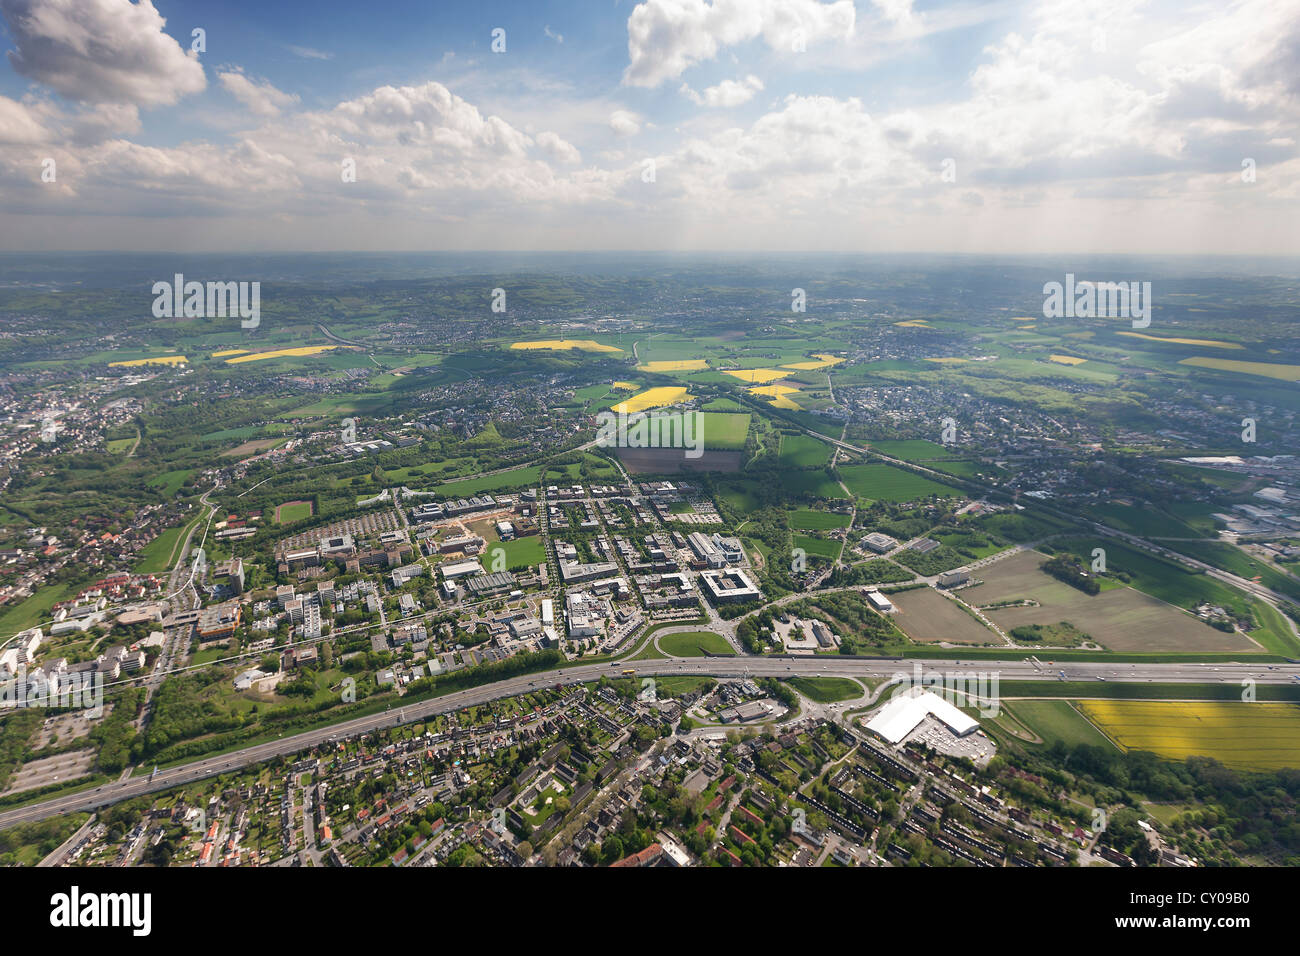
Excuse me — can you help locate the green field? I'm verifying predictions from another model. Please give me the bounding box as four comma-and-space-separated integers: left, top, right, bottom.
778, 433, 832, 466
778, 470, 847, 500
133, 520, 195, 574
788, 509, 851, 531
147, 469, 193, 498
658, 631, 735, 657
838, 463, 959, 502
867, 439, 955, 460
1002, 699, 1116, 749
786, 676, 863, 703
792, 533, 842, 561
275, 500, 313, 524
436, 464, 544, 496
494, 536, 546, 571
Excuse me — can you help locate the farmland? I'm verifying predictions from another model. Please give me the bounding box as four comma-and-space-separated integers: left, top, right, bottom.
838, 463, 960, 502
611, 387, 693, 414
966, 550, 1256, 654
1077, 701, 1300, 772
891, 588, 996, 645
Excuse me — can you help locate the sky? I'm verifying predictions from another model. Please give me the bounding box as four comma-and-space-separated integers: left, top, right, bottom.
0, 0, 1297, 254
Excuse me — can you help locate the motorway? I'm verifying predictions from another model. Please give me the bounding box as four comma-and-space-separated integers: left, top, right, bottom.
2, 653, 1296, 831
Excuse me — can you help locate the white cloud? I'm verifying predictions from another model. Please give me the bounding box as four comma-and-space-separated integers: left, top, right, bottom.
536, 130, 581, 164
543, 25, 564, 44
0, 0, 206, 106
218, 70, 301, 118
609, 109, 642, 135
680, 74, 764, 107
623, 0, 855, 87
288, 45, 333, 60
0, 95, 52, 144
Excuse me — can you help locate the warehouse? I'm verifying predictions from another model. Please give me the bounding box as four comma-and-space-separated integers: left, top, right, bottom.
865, 688, 979, 744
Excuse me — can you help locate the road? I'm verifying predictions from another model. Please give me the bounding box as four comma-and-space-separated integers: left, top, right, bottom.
2, 653, 1293, 831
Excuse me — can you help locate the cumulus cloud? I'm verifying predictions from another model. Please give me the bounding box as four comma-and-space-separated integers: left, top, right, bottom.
623, 0, 855, 87
218, 70, 300, 117
536, 130, 581, 164
609, 109, 642, 135
1, 0, 1296, 254
0, 95, 52, 144
680, 74, 764, 107
1, 0, 206, 106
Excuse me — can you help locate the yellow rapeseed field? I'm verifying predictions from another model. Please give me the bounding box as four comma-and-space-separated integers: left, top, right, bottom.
1177, 357, 1300, 382
1048, 354, 1088, 365
781, 354, 845, 370
510, 339, 623, 353
1077, 700, 1300, 771
225, 346, 338, 363
109, 355, 188, 367
723, 368, 786, 384
748, 384, 801, 409
1118, 332, 1244, 349
610, 386, 692, 414
637, 359, 708, 372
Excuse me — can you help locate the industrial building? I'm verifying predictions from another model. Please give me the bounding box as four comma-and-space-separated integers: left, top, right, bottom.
865, 688, 979, 745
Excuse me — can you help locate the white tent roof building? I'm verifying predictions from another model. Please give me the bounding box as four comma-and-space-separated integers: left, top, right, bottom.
865, 687, 979, 744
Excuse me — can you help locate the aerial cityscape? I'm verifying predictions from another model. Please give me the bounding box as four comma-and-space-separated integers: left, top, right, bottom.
0, 0, 1295, 922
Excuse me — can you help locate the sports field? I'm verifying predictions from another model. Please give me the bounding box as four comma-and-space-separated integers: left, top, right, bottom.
275, 500, 314, 524
1076, 700, 1300, 771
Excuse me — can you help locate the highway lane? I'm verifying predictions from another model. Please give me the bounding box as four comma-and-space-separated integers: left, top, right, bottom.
2, 654, 1295, 831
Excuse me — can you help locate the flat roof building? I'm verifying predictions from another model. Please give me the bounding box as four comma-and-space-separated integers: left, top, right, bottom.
700, 568, 762, 603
